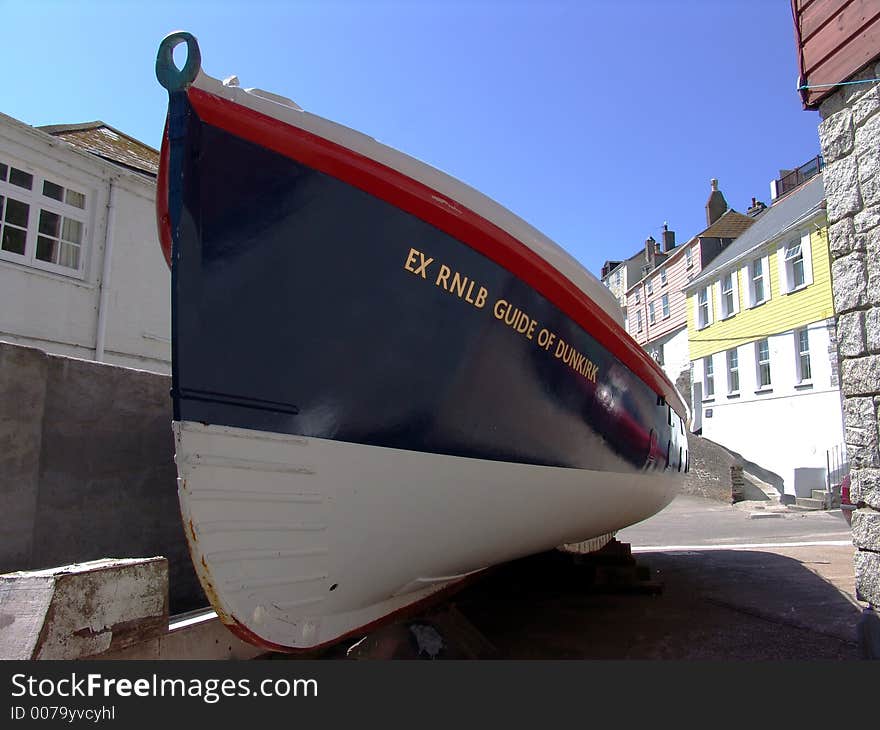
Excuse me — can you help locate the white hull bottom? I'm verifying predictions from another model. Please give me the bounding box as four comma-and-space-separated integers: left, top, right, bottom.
174, 421, 679, 651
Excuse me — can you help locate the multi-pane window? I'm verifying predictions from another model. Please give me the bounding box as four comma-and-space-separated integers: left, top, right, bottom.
784, 240, 805, 290
721, 273, 735, 317
660, 268, 667, 286
756, 339, 771, 388
685, 247, 694, 269
751, 258, 765, 305
0, 160, 88, 276
697, 287, 710, 328
648, 301, 656, 325
646, 279, 653, 296
614, 269, 621, 287
704, 356, 714, 397
634, 289, 641, 304
796, 328, 812, 382
661, 294, 669, 318
727, 349, 739, 393
636, 310, 643, 332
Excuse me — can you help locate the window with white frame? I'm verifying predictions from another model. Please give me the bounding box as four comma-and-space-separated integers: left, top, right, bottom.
661, 293, 669, 318
704, 356, 714, 397
750, 257, 767, 305
636, 310, 643, 332
660, 268, 667, 287
721, 273, 735, 318
634, 289, 641, 304
726, 348, 739, 393
697, 287, 710, 328
776, 232, 814, 294
0, 159, 88, 277
646, 279, 653, 296
784, 240, 805, 290
756, 338, 771, 388
648, 301, 655, 325
796, 328, 812, 382
614, 269, 621, 287
685, 247, 694, 269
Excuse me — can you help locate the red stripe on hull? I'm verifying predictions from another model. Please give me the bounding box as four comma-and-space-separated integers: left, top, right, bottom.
185, 86, 685, 419
156, 118, 173, 269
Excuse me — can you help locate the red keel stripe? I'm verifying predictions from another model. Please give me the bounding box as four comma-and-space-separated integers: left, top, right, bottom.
185, 86, 685, 418
156, 118, 173, 269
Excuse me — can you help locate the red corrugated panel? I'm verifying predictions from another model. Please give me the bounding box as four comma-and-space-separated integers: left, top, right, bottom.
792, 0, 880, 109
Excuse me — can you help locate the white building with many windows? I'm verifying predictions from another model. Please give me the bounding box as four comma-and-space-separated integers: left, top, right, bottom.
684, 170, 844, 500
0, 113, 170, 373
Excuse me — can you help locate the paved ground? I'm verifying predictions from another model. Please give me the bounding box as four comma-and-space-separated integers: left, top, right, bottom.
325, 495, 865, 660
449, 496, 862, 659
619, 493, 854, 548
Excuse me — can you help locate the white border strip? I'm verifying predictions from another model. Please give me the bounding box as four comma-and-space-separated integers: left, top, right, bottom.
169, 609, 218, 631
632, 539, 852, 553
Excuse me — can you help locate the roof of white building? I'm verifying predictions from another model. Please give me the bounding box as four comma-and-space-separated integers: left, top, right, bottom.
37, 122, 158, 177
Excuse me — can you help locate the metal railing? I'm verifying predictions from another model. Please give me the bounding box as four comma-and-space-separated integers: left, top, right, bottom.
826, 443, 849, 507
776, 155, 824, 198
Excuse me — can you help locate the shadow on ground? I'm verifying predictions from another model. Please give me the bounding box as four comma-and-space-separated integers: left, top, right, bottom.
443, 547, 862, 660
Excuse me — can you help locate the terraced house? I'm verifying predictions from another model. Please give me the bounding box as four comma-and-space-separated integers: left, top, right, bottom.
685, 165, 843, 502
625, 180, 754, 388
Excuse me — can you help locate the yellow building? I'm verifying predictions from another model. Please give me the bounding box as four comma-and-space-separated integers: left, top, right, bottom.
683, 171, 843, 502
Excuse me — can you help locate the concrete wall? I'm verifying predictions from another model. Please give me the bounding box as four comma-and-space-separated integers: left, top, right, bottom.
0, 342, 203, 613
0, 113, 170, 374
818, 62, 880, 608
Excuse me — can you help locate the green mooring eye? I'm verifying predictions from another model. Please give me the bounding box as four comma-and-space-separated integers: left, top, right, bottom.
156, 31, 202, 92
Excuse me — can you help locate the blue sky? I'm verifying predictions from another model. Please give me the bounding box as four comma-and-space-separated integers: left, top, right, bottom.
3, 0, 821, 278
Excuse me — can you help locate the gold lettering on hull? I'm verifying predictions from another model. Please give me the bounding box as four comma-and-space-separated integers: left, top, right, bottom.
403, 246, 599, 383
435, 265, 488, 310
554, 339, 599, 383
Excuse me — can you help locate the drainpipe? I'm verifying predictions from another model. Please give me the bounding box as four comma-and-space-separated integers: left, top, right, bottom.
95, 179, 117, 363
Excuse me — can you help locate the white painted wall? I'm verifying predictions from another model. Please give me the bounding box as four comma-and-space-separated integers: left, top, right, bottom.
691, 320, 844, 497
0, 114, 170, 373
646, 326, 689, 385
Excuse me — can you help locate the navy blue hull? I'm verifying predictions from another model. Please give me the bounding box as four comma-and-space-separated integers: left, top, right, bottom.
169, 99, 683, 473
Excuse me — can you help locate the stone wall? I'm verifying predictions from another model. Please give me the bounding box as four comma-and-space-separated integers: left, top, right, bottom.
681, 434, 746, 503
0, 341, 204, 614
818, 62, 880, 609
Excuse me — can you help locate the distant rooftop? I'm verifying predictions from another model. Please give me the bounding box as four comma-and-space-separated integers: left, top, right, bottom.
698, 208, 755, 240
687, 174, 825, 290
38, 121, 158, 177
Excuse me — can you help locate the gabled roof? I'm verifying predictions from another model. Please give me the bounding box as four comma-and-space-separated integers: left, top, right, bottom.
698, 209, 755, 240
38, 121, 158, 177
685, 174, 825, 290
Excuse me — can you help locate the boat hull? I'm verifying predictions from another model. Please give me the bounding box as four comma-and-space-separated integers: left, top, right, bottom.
175, 420, 680, 651
156, 33, 689, 651
169, 100, 683, 473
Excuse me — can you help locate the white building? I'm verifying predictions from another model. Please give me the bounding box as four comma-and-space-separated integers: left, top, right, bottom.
0, 114, 170, 373
685, 172, 844, 500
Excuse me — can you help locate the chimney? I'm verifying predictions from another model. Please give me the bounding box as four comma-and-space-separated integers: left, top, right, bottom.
645, 236, 657, 268
705, 178, 728, 226
662, 222, 675, 252
747, 197, 767, 217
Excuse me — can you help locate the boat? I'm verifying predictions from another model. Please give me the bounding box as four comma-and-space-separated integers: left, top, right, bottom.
154, 31, 689, 653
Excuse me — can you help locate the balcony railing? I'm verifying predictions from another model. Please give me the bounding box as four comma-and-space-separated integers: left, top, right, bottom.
774, 155, 824, 198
